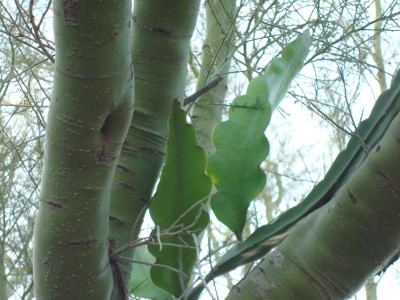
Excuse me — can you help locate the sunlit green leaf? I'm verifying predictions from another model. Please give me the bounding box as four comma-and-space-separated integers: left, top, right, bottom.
207, 31, 310, 240
207, 96, 271, 240
247, 30, 311, 111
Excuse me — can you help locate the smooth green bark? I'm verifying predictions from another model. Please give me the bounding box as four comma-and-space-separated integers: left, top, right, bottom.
227, 110, 400, 299
107, 0, 201, 291
191, 0, 236, 152
33, 1, 134, 299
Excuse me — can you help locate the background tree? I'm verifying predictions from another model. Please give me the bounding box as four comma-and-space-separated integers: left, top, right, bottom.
1, 0, 400, 299
1, 1, 50, 298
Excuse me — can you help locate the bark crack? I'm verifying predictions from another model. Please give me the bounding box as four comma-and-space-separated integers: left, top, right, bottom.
67, 239, 98, 247
133, 17, 175, 36
114, 181, 135, 192
375, 168, 400, 198
116, 164, 135, 176
297, 242, 350, 299
108, 240, 128, 300
41, 199, 68, 209
109, 215, 125, 225
346, 187, 358, 204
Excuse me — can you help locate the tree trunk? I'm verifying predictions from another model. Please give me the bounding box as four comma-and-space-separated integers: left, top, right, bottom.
33, 1, 134, 298
190, 0, 236, 152
107, 0, 201, 292
227, 108, 400, 299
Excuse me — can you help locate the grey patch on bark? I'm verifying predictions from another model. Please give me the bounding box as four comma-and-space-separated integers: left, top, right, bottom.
250, 267, 276, 299
268, 249, 285, 269
62, 0, 78, 26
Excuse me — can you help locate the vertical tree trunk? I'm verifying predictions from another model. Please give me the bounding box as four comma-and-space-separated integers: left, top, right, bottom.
191, 0, 236, 152
373, 0, 387, 91
33, 1, 134, 298
107, 0, 201, 291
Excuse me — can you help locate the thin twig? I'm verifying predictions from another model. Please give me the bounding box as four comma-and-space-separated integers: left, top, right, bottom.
118, 256, 188, 280
184, 76, 223, 106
